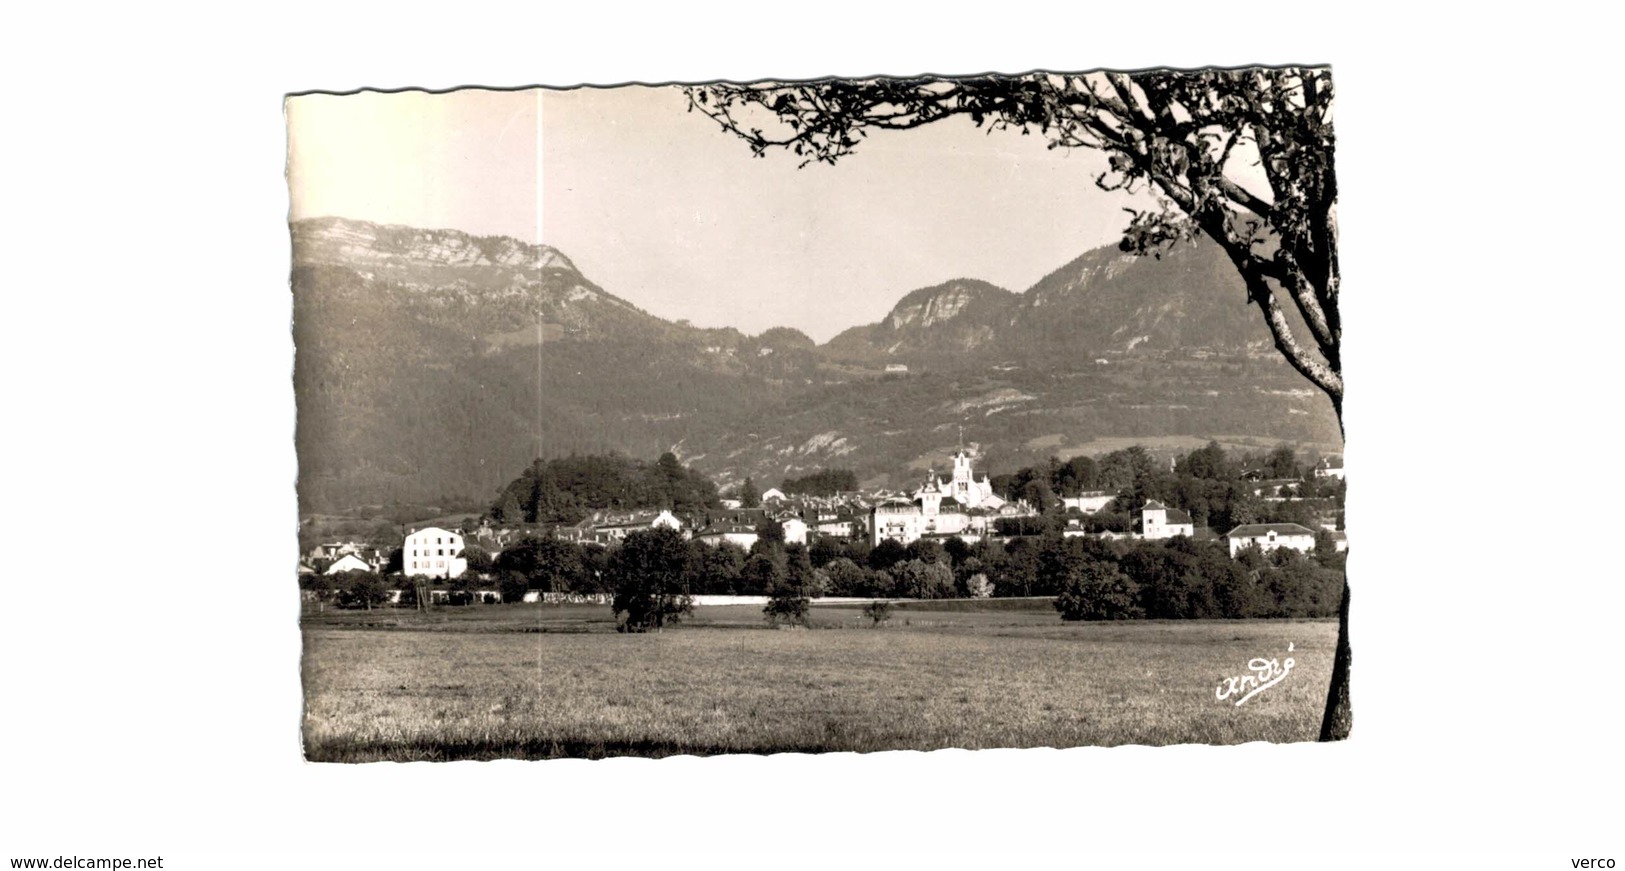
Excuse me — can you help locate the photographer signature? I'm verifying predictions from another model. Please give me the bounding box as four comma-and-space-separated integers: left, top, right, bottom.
1216, 643, 1295, 706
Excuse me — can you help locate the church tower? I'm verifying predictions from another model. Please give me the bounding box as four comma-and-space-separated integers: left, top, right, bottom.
950, 449, 972, 502
919, 477, 943, 516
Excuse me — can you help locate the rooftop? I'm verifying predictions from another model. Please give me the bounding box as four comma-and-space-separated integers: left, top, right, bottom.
1225, 523, 1318, 538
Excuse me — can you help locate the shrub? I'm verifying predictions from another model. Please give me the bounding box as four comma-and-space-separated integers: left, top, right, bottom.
763, 592, 810, 627
862, 600, 893, 627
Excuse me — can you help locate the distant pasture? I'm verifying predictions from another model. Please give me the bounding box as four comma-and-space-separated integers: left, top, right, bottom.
302, 601, 1334, 761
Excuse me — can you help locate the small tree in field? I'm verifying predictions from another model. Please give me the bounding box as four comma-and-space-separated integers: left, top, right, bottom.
607, 527, 693, 632
763, 587, 810, 627
862, 600, 893, 627
965, 573, 994, 599
764, 544, 814, 627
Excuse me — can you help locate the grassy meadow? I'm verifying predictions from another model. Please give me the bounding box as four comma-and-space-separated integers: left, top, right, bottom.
301, 601, 1335, 762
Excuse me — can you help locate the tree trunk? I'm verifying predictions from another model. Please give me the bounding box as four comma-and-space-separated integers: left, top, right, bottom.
1318, 577, 1352, 741
1317, 404, 1350, 742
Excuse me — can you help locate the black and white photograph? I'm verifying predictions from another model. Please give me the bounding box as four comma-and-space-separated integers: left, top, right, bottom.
288, 71, 1351, 761
4, 7, 1620, 869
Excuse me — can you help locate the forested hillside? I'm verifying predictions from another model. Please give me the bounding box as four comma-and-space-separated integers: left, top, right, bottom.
488, 452, 721, 524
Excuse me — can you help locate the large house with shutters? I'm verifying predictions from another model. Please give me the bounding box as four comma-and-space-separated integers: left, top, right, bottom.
404, 526, 468, 579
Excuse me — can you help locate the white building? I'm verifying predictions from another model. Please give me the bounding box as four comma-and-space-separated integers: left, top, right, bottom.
870, 477, 993, 546
1313, 457, 1345, 480
694, 523, 759, 550
780, 517, 809, 545
812, 517, 858, 538
760, 488, 788, 504
1141, 500, 1195, 539
1226, 523, 1318, 558
324, 553, 372, 575
1063, 491, 1114, 513
404, 526, 468, 579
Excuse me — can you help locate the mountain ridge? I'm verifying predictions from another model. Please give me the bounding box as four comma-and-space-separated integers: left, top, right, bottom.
290, 218, 1340, 512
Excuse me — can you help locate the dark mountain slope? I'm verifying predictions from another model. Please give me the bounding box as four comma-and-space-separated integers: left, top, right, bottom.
291, 218, 1341, 512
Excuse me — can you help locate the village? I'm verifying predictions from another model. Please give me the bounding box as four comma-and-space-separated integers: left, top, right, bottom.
300, 444, 1348, 609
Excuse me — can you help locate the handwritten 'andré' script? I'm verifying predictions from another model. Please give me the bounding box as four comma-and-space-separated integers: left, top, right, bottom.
1216, 643, 1295, 706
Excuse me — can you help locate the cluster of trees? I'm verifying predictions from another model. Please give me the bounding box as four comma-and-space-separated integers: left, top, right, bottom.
453, 515, 1345, 624
779, 468, 860, 497
457, 526, 974, 624
1047, 534, 1346, 621
800, 529, 1345, 620
300, 570, 390, 611
591, 527, 816, 631
490, 535, 609, 603
488, 451, 720, 524
989, 442, 1344, 534
308, 524, 1344, 626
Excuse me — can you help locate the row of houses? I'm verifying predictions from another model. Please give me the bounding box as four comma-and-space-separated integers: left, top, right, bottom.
1088, 500, 1346, 557
304, 448, 1347, 578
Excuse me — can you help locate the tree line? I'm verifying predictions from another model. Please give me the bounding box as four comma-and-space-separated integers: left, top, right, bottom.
306, 516, 1346, 627
487, 451, 721, 525
990, 442, 1344, 533
779, 468, 860, 497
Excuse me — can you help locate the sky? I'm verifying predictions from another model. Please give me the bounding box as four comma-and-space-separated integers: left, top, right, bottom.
287, 85, 1158, 342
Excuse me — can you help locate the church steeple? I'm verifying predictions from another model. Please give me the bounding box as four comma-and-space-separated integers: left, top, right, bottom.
918, 475, 943, 516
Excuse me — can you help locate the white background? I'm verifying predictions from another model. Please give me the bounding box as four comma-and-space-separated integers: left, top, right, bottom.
1, 4, 1619, 870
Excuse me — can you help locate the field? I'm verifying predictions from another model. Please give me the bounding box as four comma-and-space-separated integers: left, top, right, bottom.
301, 601, 1336, 762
